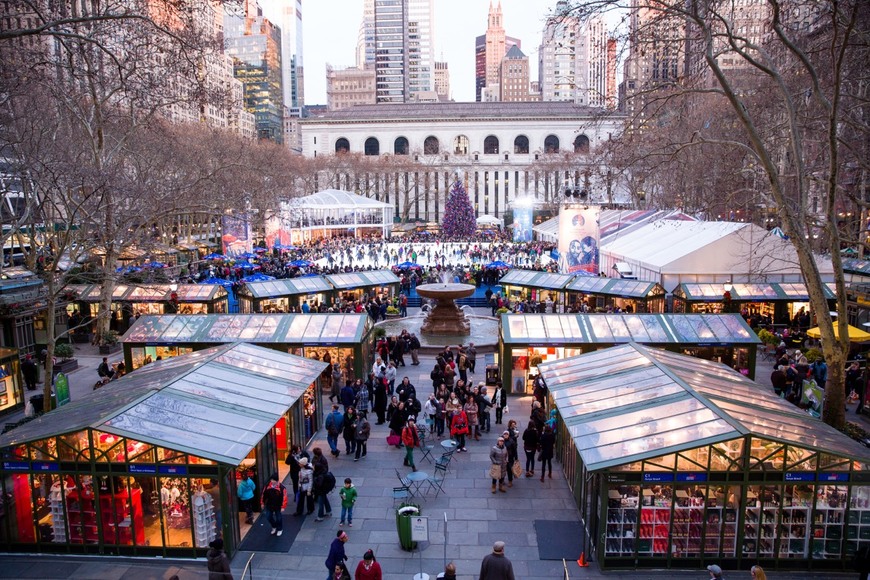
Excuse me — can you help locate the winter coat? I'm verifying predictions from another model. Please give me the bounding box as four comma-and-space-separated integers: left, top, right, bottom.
261, 480, 287, 511
450, 411, 469, 436
522, 426, 540, 453
299, 466, 314, 493
339, 485, 358, 508
342, 412, 358, 441
355, 417, 371, 441
237, 477, 256, 501
207, 547, 234, 580
539, 430, 556, 460
463, 400, 479, 426
489, 444, 508, 479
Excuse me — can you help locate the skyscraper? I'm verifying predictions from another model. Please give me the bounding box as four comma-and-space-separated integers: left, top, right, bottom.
499, 45, 535, 102
359, 0, 434, 103
434, 60, 451, 101
475, 0, 520, 102
224, 0, 284, 143
539, 2, 608, 107
259, 0, 304, 110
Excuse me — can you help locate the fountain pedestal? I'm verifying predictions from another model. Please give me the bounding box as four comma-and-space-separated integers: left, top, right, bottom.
415, 283, 476, 336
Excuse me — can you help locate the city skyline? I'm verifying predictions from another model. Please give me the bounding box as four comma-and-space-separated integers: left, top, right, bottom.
305, 0, 565, 103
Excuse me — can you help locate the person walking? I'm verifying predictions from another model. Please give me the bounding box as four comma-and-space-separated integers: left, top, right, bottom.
342, 407, 358, 457
260, 473, 287, 536
401, 418, 420, 472
478, 541, 515, 580
237, 469, 256, 524
293, 457, 315, 516
489, 437, 508, 493
750, 565, 767, 580
522, 422, 539, 477
325, 530, 349, 580
502, 429, 518, 488
409, 333, 421, 366
539, 425, 556, 481
325, 404, 344, 458
707, 564, 724, 579
354, 413, 370, 461
21, 354, 38, 391
492, 381, 507, 425
354, 549, 382, 580
330, 364, 342, 403
338, 477, 357, 527
206, 538, 233, 580
372, 373, 388, 424
312, 448, 333, 521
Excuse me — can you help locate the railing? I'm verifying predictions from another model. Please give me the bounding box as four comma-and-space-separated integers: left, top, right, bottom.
241, 552, 255, 580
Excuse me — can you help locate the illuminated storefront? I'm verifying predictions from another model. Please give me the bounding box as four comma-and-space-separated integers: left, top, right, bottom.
0, 343, 326, 558
566, 277, 667, 314
236, 277, 333, 313
0, 348, 22, 416
499, 313, 760, 395
497, 270, 574, 312
672, 282, 836, 326
324, 270, 400, 305
540, 344, 870, 572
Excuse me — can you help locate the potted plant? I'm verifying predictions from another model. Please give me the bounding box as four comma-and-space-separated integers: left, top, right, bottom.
98, 330, 121, 355
53, 342, 79, 374
385, 306, 401, 319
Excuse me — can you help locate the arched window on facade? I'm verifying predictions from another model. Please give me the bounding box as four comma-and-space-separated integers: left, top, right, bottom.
335, 138, 350, 154
394, 137, 409, 155
574, 134, 590, 154
364, 137, 380, 156
513, 135, 529, 154
544, 135, 560, 153
484, 135, 499, 154
424, 136, 440, 155
454, 135, 469, 155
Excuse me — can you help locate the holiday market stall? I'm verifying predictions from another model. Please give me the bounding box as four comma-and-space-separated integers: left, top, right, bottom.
497, 270, 575, 311
0, 343, 326, 558
236, 277, 333, 313
499, 313, 760, 395
565, 277, 667, 314
539, 343, 870, 572
324, 270, 401, 305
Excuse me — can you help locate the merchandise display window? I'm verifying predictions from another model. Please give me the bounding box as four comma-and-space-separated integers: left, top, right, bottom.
0, 349, 22, 413
129, 346, 194, 370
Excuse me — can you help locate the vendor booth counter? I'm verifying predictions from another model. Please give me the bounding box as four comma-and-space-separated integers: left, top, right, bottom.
0, 343, 326, 558
540, 343, 870, 572
325, 270, 401, 305
672, 282, 835, 326
499, 313, 759, 395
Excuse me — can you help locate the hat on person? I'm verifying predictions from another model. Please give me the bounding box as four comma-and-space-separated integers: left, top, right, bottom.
478, 381, 485, 388
502, 430, 510, 437
298, 457, 309, 467
493, 541, 505, 553
707, 564, 722, 574
338, 531, 348, 540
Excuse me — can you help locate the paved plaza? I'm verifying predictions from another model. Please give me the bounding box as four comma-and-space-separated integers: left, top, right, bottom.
0, 308, 863, 579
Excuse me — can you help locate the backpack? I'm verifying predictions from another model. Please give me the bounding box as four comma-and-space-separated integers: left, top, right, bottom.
322, 471, 336, 493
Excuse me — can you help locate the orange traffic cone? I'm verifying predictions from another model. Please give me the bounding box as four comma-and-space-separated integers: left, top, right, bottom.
577, 552, 589, 567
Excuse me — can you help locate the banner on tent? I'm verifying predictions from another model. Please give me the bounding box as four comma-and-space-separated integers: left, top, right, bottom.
558, 206, 601, 275
513, 206, 533, 243
222, 214, 253, 257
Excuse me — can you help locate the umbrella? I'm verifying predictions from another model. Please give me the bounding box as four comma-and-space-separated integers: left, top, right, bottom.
199, 276, 234, 288
203, 253, 228, 261
234, 260, 256, 270
288, 259, 313, 268
395, 261, 421, 270
237, 252, 257, 259
115, 265, 142, 274
484, 260, 511, 270
144, 261, 167, 269
241, 273, 276, 283
806, 324, 870, 342
254, 247, 269, 253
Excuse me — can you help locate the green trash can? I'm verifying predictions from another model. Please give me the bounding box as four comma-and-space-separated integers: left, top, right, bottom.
396, 505, 420, 551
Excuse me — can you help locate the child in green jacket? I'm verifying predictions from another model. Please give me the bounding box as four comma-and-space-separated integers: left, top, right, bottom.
339, 478, 357, 527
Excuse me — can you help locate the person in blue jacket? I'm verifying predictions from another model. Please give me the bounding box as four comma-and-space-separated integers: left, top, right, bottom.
237, 469, 256, 524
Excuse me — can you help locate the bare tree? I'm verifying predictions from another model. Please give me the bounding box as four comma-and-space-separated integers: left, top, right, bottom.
570, 0, 869, 429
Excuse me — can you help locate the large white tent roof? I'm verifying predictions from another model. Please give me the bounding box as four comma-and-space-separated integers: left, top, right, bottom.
291, 189, 392, 209
602, 220, 833, 277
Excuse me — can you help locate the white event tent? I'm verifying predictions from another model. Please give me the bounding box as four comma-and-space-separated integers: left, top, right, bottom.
281, 189, 394, 242
600, 220, 834, 292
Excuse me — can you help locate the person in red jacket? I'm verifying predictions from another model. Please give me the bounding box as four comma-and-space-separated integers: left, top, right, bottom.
450, 408, 470, 452
354, 549, 382, 580
261, 473, 287, 536
401, 419, 420, 472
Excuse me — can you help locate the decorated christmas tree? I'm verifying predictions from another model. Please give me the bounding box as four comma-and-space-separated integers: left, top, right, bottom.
442, 178, 476, 238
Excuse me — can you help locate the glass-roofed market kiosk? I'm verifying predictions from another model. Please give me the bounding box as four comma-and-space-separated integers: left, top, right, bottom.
0, 343, 326, 557
499, 313, 760, 395
539, 343, 870, 572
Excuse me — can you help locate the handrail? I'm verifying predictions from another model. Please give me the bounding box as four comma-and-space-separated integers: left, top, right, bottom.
562, 558, 570, 580
241, 552, 256, 580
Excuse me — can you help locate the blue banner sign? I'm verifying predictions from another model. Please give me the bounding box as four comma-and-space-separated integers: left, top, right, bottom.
159, 465, 188, 475
643, 472, 674, 483
820, 472, 849, 482
785, 472, 816, 482
676, 473, 707, 482
129, 464, 157, 474
32, 462, 59, 472
2, 461, 30, 471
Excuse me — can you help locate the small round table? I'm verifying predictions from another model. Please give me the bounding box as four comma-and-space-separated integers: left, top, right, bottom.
406, 470, 428, 496
440, 439, 458, 452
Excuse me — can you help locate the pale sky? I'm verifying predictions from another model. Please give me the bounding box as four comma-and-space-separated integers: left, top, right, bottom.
303, 0, 564, 104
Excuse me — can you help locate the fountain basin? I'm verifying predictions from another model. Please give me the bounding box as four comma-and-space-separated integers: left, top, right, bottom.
374, 314, 500, 348
415, 283, 476, 335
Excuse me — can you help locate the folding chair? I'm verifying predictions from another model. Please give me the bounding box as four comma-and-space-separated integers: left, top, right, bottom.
426, 463, 448, 498
392, 485, 410, 505
395, 468, 418, 498
437, 447, 457, 471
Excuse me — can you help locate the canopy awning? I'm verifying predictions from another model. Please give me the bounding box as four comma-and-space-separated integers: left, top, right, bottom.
241, 277, 332, 299
566, 277, 665, 299
500, 313, 759, 345
539, 343, 870, 471
0, 343, 327, 465
675, 282, 837, 302
325, 270, 400, 290
498, 269, 574, 291
122, 314, 371, 345
806, 324, 870, 342
71, 283, 227, 303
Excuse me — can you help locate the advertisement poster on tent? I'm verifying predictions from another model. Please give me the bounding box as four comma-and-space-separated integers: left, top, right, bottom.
558, 206, 601, 275
221, 214, 252, 257
264, 214, 292, 250
513, 206, 533, 242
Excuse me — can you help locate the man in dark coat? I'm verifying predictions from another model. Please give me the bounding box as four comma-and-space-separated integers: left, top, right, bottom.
21, 355, 38, 391
479, 541, 515, 580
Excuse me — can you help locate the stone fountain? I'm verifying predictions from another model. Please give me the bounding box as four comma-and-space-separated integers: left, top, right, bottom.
415, 282, 476, 335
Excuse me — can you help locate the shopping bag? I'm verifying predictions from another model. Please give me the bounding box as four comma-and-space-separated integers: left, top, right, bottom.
489, 463, 502, 479
512, 460, 523, 478
387, 434, 401, 446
